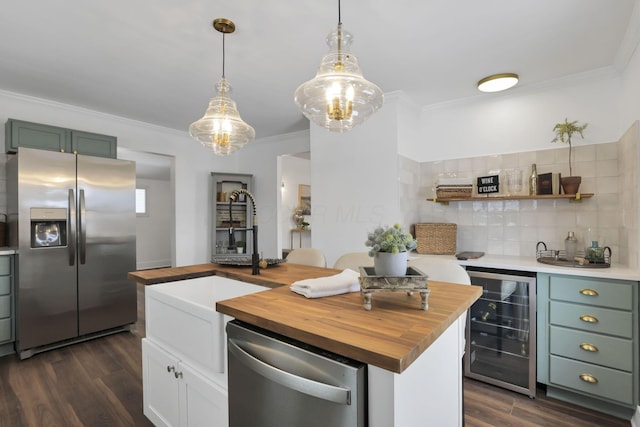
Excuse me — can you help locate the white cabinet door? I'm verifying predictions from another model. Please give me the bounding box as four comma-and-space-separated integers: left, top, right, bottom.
143, 338, 229, 427
142, 339, 180, 427
179, 362, 229, 427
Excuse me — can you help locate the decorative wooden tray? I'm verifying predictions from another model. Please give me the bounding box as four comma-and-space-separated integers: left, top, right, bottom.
358, 266, 430, 311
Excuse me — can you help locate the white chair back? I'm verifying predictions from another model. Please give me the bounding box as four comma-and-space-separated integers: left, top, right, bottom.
407, 257, 470, 285
286, 248, 327, 267
332, 252, 373, 271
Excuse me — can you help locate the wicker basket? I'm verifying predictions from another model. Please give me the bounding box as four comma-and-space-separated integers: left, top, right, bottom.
415, 223, 457, 255
436, 185, 472, 199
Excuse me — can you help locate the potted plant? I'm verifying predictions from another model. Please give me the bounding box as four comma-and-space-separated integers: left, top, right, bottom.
365, 224, 417, 276
551, 118, 588, 194
235, 241, 245, 254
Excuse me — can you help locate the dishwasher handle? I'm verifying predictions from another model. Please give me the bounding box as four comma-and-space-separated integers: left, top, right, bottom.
228, 338, 352, 406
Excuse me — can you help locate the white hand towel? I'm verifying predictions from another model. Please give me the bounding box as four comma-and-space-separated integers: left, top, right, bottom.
290, 268, 361, 298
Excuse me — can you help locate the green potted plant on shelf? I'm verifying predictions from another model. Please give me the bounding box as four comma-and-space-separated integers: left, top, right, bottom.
365, 224, 417, 276
235, 241, 245, 254
551, 118, 588, 194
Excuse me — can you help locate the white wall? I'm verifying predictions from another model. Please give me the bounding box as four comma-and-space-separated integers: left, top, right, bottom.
234, 131, 310, 258
280, 155, 311, 250
619, 2, 640, 132
0, 89, 238, 266
136, 177, 172, 269
418, 69, 622, 162
311, 94, 405, 267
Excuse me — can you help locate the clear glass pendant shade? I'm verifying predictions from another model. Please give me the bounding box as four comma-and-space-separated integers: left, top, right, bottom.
189, 78, 255, 156
294, 25, 384, 132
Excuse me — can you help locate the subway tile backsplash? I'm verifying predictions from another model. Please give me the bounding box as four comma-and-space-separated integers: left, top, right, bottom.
418, 139, 638, 267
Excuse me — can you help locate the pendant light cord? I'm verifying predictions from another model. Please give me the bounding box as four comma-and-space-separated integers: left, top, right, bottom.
221, 32, 226, 79
337, 0, 343, 56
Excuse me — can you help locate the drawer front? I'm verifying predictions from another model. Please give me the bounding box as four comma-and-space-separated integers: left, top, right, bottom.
549, 326, 632, 372
0, 295, 10, 317
549, 301, 632, 338
0, 318, 11, 342
549, 355, 633, 406
0, 256, 10, 276
549, 275, 633, 310
0, 276, 10, 295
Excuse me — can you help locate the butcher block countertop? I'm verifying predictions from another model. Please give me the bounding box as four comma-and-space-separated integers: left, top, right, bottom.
129, 262, 482, 373
128, 262, 336, 288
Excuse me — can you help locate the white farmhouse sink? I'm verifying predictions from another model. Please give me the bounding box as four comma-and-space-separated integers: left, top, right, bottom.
145, 276, 267, 383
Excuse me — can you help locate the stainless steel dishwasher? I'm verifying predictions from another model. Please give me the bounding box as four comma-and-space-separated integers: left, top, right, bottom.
226, 320, 367, 427
464, 267, 537, 398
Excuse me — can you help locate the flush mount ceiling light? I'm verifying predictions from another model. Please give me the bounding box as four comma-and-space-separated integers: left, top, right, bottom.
189, 18, 255, 156
477, 73, 519, 93
294, 0, 384, 133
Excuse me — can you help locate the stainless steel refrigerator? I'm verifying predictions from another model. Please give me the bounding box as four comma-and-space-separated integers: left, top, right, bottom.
7, 147, 137, 359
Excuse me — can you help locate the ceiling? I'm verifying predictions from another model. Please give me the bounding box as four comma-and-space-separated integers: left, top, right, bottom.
0, 1, 637, 141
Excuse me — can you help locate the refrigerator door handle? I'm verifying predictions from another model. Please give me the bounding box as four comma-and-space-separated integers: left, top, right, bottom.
79, 189, 86, 264
68, 189, 76, 266
228, 338, 352, 405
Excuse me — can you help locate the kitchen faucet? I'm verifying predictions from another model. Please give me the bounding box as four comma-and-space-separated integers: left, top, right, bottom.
229, 189, 260, 275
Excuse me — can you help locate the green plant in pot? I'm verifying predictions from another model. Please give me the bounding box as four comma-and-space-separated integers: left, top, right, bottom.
551, 118, 588, 195
365, 224, 417, 276
235, 241, 245, 254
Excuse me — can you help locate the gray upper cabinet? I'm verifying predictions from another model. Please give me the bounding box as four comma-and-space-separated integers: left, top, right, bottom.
5, 119, 117, 159
71, 130, 117, 158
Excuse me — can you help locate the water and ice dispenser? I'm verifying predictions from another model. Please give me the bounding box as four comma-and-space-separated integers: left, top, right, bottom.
30, 208, 67, 248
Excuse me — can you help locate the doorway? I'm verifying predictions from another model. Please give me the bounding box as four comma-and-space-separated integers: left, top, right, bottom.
118, 149, 175, 269
279, 152, 311, 256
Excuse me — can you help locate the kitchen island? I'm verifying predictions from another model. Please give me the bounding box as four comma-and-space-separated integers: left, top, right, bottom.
130, 263, 482, 426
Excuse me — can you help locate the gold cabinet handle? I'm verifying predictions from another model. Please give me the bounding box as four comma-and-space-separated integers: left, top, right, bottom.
579, 343, 599, 352
580, 315, 599, 323
579, 374, 598, 384
580, 288, 598, 296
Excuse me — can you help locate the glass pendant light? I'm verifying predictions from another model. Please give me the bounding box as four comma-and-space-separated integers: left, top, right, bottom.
294, 0, 384, 133
189, 18, 255, 156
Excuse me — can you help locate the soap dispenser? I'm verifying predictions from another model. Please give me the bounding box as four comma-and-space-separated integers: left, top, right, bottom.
564, 231, 578, 261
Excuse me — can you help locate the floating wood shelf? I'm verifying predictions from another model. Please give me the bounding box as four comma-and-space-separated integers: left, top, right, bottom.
428, 193, 594, 205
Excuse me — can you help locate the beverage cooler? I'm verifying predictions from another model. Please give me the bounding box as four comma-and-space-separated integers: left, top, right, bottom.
464, 267, 537, 398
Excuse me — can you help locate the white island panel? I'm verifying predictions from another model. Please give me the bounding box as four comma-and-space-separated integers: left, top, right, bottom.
369, 317, 463, 427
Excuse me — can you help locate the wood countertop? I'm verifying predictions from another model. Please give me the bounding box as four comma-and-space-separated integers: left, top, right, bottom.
128, 262, 338, 288
217, 277, 481, 373
129, 262, 482, 373
128, 263, 218, 285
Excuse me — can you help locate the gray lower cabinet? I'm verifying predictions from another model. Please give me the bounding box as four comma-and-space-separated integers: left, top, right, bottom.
537, 273, 639, 419
0, 255, 15, 357
5, 118, 117, 158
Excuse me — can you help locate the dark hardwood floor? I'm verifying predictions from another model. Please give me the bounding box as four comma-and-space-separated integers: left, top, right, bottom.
0, 284, 152, 427
0, 283, 633, 426
464, 379, 630, 427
